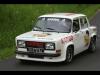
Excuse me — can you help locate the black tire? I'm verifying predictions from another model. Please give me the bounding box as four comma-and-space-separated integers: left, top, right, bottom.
88, 37, 96, 53
64, 46, 73, 63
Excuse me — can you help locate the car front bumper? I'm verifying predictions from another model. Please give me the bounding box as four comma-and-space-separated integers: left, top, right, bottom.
16, 51, 60, 57
15, 51, 65, 62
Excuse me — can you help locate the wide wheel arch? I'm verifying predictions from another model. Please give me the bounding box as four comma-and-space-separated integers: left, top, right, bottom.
66, 45, 74, 56
90, 34, 97, 40
89, 35, 96, 45
63, 44, 74, 63
88, 35, 97, 52
92, 35, 97, 40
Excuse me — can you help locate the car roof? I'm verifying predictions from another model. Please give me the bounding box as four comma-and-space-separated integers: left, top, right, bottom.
39, 13, 86, 20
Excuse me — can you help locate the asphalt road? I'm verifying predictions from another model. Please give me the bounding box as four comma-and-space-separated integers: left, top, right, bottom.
0, 11, 100, 71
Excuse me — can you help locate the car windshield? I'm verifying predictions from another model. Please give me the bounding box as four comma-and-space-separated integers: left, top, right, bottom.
33, 17, 72, 33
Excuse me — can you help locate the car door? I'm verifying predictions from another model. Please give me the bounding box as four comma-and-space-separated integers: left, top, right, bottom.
72, 18, 85, 55
79, 17, 90, 51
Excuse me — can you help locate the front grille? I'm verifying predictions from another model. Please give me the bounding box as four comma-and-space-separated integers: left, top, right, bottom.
25, 41, 45, 48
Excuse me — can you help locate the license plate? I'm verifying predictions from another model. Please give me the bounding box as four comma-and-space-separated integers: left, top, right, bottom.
27, 47, 44, 53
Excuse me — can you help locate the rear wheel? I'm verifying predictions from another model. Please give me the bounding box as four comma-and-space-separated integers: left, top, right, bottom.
88, 37, 96, 52
64, 46, 73, 63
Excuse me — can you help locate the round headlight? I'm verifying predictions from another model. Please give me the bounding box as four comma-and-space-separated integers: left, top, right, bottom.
45, 43, 55, 50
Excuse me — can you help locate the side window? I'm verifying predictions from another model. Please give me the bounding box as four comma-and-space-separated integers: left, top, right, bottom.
84, 17, 88, 28
80, 17, 88, 29
73, 19, 80, 32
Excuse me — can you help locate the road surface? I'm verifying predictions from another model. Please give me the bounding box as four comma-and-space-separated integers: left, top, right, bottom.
0, 11, 100, 71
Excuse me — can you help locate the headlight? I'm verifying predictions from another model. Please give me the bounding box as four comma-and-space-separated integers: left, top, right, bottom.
45, 43, 55, 50
17, 40, 25, 48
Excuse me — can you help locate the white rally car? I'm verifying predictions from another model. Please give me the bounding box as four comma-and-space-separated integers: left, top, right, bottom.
15, 13, 97, 63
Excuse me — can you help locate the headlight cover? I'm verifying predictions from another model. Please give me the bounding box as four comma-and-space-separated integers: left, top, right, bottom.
17, 40, 25, 48
45, 43, 55, 50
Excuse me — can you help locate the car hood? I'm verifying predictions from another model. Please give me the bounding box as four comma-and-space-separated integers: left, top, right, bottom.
16, 31, 70, 42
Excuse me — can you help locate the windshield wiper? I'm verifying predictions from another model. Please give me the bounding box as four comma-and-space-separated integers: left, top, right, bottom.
45, 28, 59, 33
46, 28, 55, 30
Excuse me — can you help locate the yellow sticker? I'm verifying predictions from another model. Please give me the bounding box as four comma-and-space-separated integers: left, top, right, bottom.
84, 34, 90, 46
33, 34, 48, 37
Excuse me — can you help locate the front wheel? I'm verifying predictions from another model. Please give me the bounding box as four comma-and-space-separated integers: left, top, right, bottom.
64, 46, 73, 63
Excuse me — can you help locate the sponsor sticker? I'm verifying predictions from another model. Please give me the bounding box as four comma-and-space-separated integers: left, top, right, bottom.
61, 35, 73, 44
33, 33, 49, 37
84, 34, 90, 46
47, 18, 60, 21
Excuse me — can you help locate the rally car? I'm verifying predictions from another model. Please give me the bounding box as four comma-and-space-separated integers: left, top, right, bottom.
15, 13, 97, 63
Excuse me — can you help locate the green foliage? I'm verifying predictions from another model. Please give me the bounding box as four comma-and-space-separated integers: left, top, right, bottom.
0, 4, 100, 60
